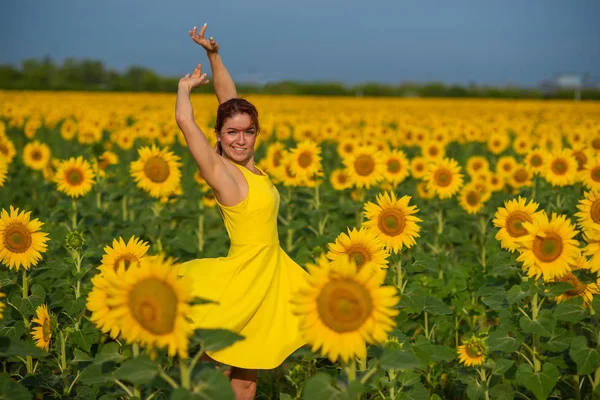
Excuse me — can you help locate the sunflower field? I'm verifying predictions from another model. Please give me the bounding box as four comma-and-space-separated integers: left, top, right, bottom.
1, 90, 600, 399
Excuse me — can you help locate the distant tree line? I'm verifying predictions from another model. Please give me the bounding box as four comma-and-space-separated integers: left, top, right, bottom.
1, 57, 599, 99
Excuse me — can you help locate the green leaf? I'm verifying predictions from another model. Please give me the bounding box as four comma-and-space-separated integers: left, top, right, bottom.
476, 287, 507, 311
413, 336, 455, 364
378, 348, 424, 370
488, 327, 522, 353
114, 355, 159, 385
0, 374, 32, 400
71, 349, 92, 363
593, 296, 600, 316
466, 376, 487, 400
423, 297, 452, 315
0, 321, 26, 339
95, 342, 125, 364
195, 329, 245, 352
543, 282, 575, 298
552, 297, 586, 322
519, 310, 555, 337
279, 394, 293, 400
515, 363, 559, 400
190, 296, 217, 306
302, 373, 345, 400
541, 328, 572, 352
396, 371, 421, 387
569, 336, 600, 375
0, 337, 49, 358
488, 383, 515, 400
397, 382, 429, 400
411, 254, 438, 274
506, 283, 533, 304
491, 359, 514, 376
79, 361, 118, 385
398, 288, 425, 313
191, 368, 235, 400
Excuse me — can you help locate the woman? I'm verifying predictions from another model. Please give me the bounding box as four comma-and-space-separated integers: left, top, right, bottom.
175, 24, 308, 400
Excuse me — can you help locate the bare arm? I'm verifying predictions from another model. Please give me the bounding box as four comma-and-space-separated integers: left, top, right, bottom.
175, 64, 236, 195
189, 24, 237, 104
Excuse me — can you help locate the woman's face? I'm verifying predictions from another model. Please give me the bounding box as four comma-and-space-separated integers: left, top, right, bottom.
218, 113, 257, 163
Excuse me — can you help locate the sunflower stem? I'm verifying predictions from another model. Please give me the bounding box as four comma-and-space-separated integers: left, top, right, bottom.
424, 311, 430, 340
122, 195, 128, 221
72, 199, 78, 230
314, 183, 320, 210
180, 358, 191, 390
96, 190, 102, 210
188, 344, 205, 373
159, 369, 179, 389
395, 256, 403, 292
21, 270, 30, 330
60, 331, 67, 372
25, 355, 33, 375
531, 291, 541, 373
479, 367, 489, 400
114, 379, 134, 397
197, 200, 205, 253
344, 358, 357, 386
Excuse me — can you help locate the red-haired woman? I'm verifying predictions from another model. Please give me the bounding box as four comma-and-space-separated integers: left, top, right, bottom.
175, 23, 308, 400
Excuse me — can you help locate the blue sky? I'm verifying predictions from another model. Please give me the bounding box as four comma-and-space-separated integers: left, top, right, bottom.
1, 0, 599, 86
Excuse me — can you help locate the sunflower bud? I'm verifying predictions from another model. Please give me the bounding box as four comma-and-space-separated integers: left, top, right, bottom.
65, 231, 85, 251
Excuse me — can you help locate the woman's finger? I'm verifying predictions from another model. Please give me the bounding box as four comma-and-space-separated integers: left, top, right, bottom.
198, 22, 207, 39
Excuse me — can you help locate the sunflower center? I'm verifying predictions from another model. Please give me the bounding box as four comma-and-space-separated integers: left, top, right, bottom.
32, 150, 42, 161
66, 168, 84, 186
3, 223, 32, 253
298, 151, 313, 168
465, 342, 484, 358
428, 146, 438, 156
337, 173, 348, 184
99, 158, 111, 170
473, 161, 482, 171
378, 209, 406, 236
551, 159, 568, 175
590, 200, 600, 223
502, 163, 512, 172
387, 160, 400, 173
344, 144, 353, 153
273, 150, 283, 167
590, 167, 600, 183
532, 232, 563, 263
505, 211, 532, 238
42, 317, 51, 341
113, 254, 138, 271
316, 279, 373, 333
144, 156, 170, 183
128, 278, 177, 335
514, 168, 529, 183
433, 168, 452, 187
555, 273, 587, 296
466, 191, 479, 206
354, 155, 375, 176
592, 138, 600, 150
531, 155, 543, 167
0, 144, 7, 155
346, 244, 372, 268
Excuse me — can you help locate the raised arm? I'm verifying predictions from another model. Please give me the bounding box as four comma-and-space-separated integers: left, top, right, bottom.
175, 64, 237, 196
189, 24, 237, 104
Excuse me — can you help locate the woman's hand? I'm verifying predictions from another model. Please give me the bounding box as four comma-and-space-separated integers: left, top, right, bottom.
189, 23, 219, 53
178, 64, 210, 93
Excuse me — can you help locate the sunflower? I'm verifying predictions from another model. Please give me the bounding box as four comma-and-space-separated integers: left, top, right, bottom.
495, 156, 518, 180
264, 141, 288, 171
55, 156, 96, 198
458, 183, 491, 215
410, 156, 429, 180
457, 337, 487, 367
130, 145, 182, 199
0, 206, 50, 270
575, 190, 600, 237
510, 165, 533, 189
202, 189, 217, 208
330, 168, 354, 191
424, 157, 464, 199
100, 236, 150, 272
489, 173, 505, 192
416, 181, 435, 199
0, 136, 16, 164
0, 157, 8, 188
550, 255, 599, 306
86, 255, 194, 358
288, 140, 322, 179
487, 132, 510, 155
60, 118, 77, 141
572, 148, 592, 172
327, 227, 389, 270
290, 257, 399, 363
31, 304, 52, 351
421, 140, 445, 161
524, 148, 548, 175
23, 141, 51, 171
342, 146, 385, 189
512, 136, 532, 155
94, 151, 119, 178
516, 212, 580, 280
362, 192, 421, 253
466, 156, 490, 177
275, 159, 302, 187
337, 138, 357, 159
382, 149, 410, 185
493, 197, 542, 253
579, 154, 600, 190
543, 148, 578, 187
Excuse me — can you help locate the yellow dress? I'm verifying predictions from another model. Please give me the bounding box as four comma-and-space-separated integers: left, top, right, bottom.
179, 161, 308, 370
